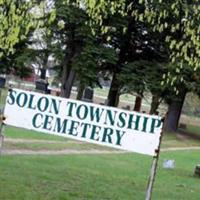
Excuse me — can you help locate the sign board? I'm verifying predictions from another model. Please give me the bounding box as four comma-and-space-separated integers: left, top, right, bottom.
4, 89, 163, 156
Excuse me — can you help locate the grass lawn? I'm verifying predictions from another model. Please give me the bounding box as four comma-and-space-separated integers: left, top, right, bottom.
3, 126, 120, 151
4, 139, 115, 151
0, 151, 200, 200
4, 126, 69, 141
153, 150, 200, 200
1, 124, 200, 199
3, 126, 200, 151
161, 131, 200, 148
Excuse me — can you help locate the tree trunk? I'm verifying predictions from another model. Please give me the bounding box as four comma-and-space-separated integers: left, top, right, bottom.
106, 12, 135, 107
115, 92, 120, 108
60, 23, 77, 98
133, 95, 142, 112
60, 52, 72, 97
76, 82, 85, 100
149, 95, 160, 115
107, 73, 120, 107
60, 69, 76, 98
40, 68, 46, 80
164, 88, 187, 132
40, 54, 49, 80
60, 44, 75, 98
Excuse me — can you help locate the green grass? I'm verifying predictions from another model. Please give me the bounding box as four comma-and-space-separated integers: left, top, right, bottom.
161, 132, 200, 148
3, 127, 119, 151
4, 126, 200, 151
4, 126, 70, 141
161, 138, 200, 148
0, 151, 200, 200
4, 141, 79, 151
4, 140, 115, 151
1, 123, 200, 199
153, 150, 200, 200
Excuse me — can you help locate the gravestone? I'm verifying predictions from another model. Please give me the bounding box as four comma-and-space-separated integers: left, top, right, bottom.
163, 159, 175, 169
122, 105, 131, 110
194, 164, 200, 177
179, 123, 187, 129
82, 87, 94, 102
35, 80, 48, 92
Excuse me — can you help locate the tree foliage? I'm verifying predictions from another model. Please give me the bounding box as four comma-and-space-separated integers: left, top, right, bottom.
0, 0, 56, 56
0, 38, 34, 78
48, 0, 118, 97
140, 0, 200, 71
82, 0, 200, 74
0, 0, 33, 57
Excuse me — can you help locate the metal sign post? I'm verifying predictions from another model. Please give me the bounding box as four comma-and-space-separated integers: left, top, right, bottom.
0, 108, 5, 155
0, 87, 5, 154
145, 126, 164, 200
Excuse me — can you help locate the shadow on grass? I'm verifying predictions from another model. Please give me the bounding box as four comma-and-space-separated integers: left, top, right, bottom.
178, 127, 200, 140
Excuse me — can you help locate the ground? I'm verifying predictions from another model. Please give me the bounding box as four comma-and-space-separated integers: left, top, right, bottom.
1, 126, 200, 155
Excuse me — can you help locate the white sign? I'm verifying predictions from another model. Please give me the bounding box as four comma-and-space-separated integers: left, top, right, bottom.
4, 89, 163, 156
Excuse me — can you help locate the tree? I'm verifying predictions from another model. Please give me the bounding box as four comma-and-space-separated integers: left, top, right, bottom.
73, 43, 117, 100
138, 0, 200, 131
119, 61, 167, 112
95, 1, 168, 107
82, 0, 200, 134
0, 0, 40, 58
0, 0, 55, 77
29, 0, 56, 81
163, 64, 200, 132
50, 0, 93, 98
0, 39, 34, 78
135, 0, 200, 81
83, 0, 200, 74
50, 0, 117, 99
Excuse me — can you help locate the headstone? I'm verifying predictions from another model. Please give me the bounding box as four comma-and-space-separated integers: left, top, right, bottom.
163, 159, 175, 169
0, 77, 6, 88
45, 89, 51, 94
179, 123, 187, 129
35, 80, 48, 92
82, 87, 94, 102
194, 164, 200, 177
122, 105, 130, 110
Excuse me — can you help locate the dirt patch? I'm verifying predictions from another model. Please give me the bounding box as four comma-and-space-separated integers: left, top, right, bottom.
1, 148, 125, 155
1, 136, 200, 156
1, 146, 200, 155
4, 138, 82, 144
